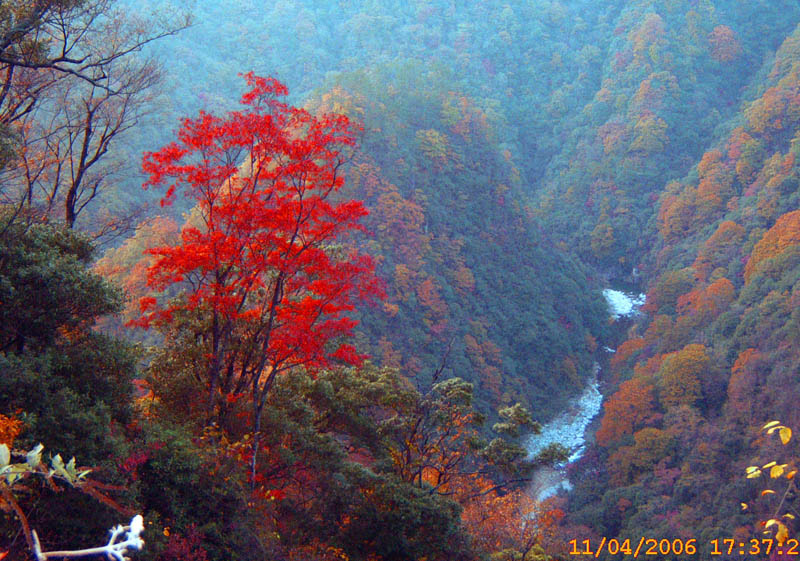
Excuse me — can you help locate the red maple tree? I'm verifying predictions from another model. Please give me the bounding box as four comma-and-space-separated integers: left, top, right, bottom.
135, 73, 382, 479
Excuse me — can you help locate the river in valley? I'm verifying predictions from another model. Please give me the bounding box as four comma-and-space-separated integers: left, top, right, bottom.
526, 288, 645, 500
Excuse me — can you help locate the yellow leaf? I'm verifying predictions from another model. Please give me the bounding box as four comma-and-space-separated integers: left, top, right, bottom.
764, 421, 782, 430
767, 426, 780, 435
747, 470, 762, 479
771, 465, 785, 478
784, 513, 796, 520
777, 522, 789, 545
764, 461, 778, 469
766, 519, 779, 528
747, 466, 761, 473
788, 470, 797, 480
780, 427, 792, 445
741, 503, 748, 510
762, 489, 777, 496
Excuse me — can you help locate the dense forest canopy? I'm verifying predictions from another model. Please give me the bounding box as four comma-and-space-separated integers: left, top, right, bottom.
2, 0, 800, 560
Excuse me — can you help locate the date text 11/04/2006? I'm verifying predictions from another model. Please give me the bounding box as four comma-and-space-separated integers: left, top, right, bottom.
568, 537, 800, 557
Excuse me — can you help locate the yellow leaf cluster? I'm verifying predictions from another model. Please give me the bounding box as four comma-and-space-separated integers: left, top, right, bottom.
765, 520, 790, 545
746, 421, 798, 546
763, 421, 793, 445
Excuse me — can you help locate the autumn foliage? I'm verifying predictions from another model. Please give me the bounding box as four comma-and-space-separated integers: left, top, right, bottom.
609, 337, 646, 376
134, 73, 382, 478
462, 489, 563, 560
692, 220, 745, 281
657, 344, 710, 409
708, 25, 742, 63
676, 277, 735, 326
744, 210, 800, 283
595, 378, 656, 447
726, 348, 765, 422
0, 413, 22, 447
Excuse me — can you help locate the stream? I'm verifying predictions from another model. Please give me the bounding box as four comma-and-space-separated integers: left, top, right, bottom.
526, 288, 645, 500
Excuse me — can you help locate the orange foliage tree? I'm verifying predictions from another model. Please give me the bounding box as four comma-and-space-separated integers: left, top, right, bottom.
629, 13, 666, 65
609, 337, 646, 377
676, 277, 735, 326
596, 378, 657, 447
461, 488, 563, 560
608, 428, 675, 486
696, 149, 734, 216
94, 216, 181, 327
658, 188, 699, 243
657, 344, 710, 409
692, 220, 745, 282
726, 348, 766, 423
746, 86, 795, 137
377, 373, 565, 559
0, 413, 22, 447
374, 180, 430, 269
744, 210, 800, 283
417, 276, 449, 335
708, 25, 742, 63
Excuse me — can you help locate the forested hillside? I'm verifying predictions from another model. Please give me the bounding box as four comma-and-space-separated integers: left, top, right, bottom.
563, 18, 800, 557
2, 0, 800, 560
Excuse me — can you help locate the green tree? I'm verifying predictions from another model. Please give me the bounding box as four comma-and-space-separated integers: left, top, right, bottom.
0, 210, 138, 554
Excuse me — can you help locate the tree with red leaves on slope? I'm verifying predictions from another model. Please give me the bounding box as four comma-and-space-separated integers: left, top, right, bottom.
134, 72, 382, 482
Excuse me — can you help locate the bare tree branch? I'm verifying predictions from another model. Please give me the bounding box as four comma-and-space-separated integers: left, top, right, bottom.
0, 0, 191, 231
